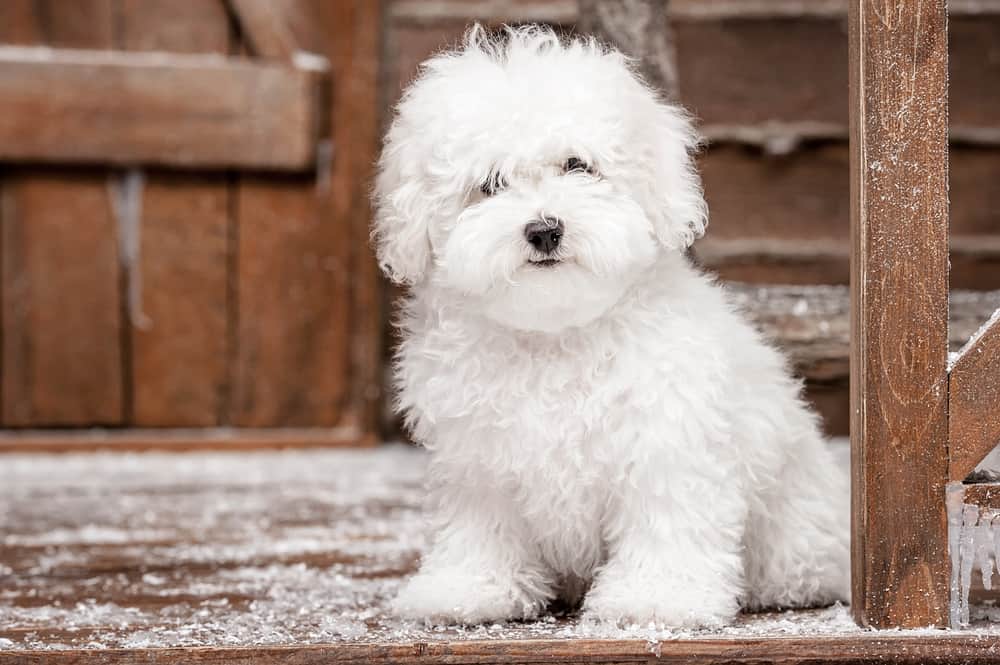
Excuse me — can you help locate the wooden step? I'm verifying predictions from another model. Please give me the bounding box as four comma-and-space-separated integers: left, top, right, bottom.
3, 445, 1000, 663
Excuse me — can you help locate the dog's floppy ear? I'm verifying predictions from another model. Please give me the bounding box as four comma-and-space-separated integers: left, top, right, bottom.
372, 123, 433, 285
643, 100, 709, 250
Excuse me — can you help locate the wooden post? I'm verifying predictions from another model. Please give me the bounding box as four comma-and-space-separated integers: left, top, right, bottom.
849, 0, 950, 628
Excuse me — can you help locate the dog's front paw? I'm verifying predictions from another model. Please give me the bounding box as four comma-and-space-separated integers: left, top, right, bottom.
583, 574, 738, 630
392, 571, 543, 625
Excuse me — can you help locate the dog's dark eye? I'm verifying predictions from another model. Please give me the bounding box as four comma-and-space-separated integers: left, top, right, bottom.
564, 157, 596, 176
480, 172, 507, 197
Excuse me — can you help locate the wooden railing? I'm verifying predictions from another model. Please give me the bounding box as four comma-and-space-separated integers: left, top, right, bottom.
849, 0, 1000, 629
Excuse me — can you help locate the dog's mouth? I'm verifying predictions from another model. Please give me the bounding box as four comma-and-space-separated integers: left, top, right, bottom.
528, 258, 562, 268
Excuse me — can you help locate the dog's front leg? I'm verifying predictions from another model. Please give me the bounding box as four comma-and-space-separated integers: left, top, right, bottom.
393, 483, 552, 624
583, 456, 747, 628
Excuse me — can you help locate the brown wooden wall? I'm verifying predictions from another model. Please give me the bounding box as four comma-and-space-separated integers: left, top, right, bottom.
0, 0, 382, 447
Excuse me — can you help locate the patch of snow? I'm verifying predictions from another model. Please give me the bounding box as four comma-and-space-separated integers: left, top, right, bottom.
950, 307, 1000, 370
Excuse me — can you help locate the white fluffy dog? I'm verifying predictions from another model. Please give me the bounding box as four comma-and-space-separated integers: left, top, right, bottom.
373, 25, 850, 628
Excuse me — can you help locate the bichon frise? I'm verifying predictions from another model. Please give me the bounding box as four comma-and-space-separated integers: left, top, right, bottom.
373, 25, 850, 628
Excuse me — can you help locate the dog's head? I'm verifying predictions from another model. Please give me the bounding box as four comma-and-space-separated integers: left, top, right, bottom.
374, 25, 707, 333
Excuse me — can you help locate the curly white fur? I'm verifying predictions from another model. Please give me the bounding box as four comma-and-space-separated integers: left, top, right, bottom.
373, 25, 850, 628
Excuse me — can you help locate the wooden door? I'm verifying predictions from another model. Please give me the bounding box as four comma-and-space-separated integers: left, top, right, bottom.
0, 0, 382, 451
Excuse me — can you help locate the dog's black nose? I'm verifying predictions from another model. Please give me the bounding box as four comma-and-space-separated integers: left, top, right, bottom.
524, 218, 564, 254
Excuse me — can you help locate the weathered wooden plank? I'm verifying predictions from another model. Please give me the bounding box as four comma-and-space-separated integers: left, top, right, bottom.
0, 0, 114, 48
0, 0, 123, 428
0, 46, 325, 171
232, 176, 350, 427
950, 313, 1000, 481
232, 1, 380, 433
848, 0, 951, 629
226, 0, 303, 60
1, 171, 124, 426
0, 427, 372, 452
115, 2, 231, 428
320, 0, 385, 433
0, 637, 999, 665
116, 0, 231, 54
125, 174, 229, 427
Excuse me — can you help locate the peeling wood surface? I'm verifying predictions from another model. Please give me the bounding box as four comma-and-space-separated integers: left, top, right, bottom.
0, 46, 325, 171
950, 313, 1000, 481
5, 444, 1000, 662
848, 0, 951, 629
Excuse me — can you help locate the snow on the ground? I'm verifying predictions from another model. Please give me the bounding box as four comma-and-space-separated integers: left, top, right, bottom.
0, 443, 996, 650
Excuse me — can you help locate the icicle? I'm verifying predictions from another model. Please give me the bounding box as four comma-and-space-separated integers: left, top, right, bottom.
975, 510, 994, 591
960, 504, 978, 627
315, 139, 334, 194
110, 169, 151, 330
948, 483, 966, 627
947, 483, 1000, 627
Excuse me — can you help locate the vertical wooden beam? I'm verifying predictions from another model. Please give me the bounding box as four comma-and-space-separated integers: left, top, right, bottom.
849, 0, 950, 628
117, 0, 231, 427
0, 0, 124, 427
232, 0, 382, 436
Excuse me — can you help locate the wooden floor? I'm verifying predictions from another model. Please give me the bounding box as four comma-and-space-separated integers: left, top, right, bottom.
3, 444, 1000, 664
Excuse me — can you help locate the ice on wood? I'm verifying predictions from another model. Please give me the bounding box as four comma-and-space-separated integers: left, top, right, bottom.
110, 168, 151, 329
948, 484, 1000, 627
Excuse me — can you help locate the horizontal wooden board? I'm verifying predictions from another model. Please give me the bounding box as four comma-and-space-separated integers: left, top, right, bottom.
0, 46, 326, 170
6, 636, 1000, 665
0, 427, 372, 452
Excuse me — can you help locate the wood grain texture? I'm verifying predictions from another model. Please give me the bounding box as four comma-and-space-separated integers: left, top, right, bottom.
950, 315, 1000, 481
226, 0, 302, 60
0, 46, 324, 171
232, 0, 382, 434
1, 171, 124, 427
848, 0, 950, 628
322, 0, 385, 434
0, 0, 114, 48
232, 176, 350, 427
126, 175, 229, 426
0, 0, 123, 428
6, 636, 1000, 665
115, 0, 231, 54
117, 4, 231, 428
